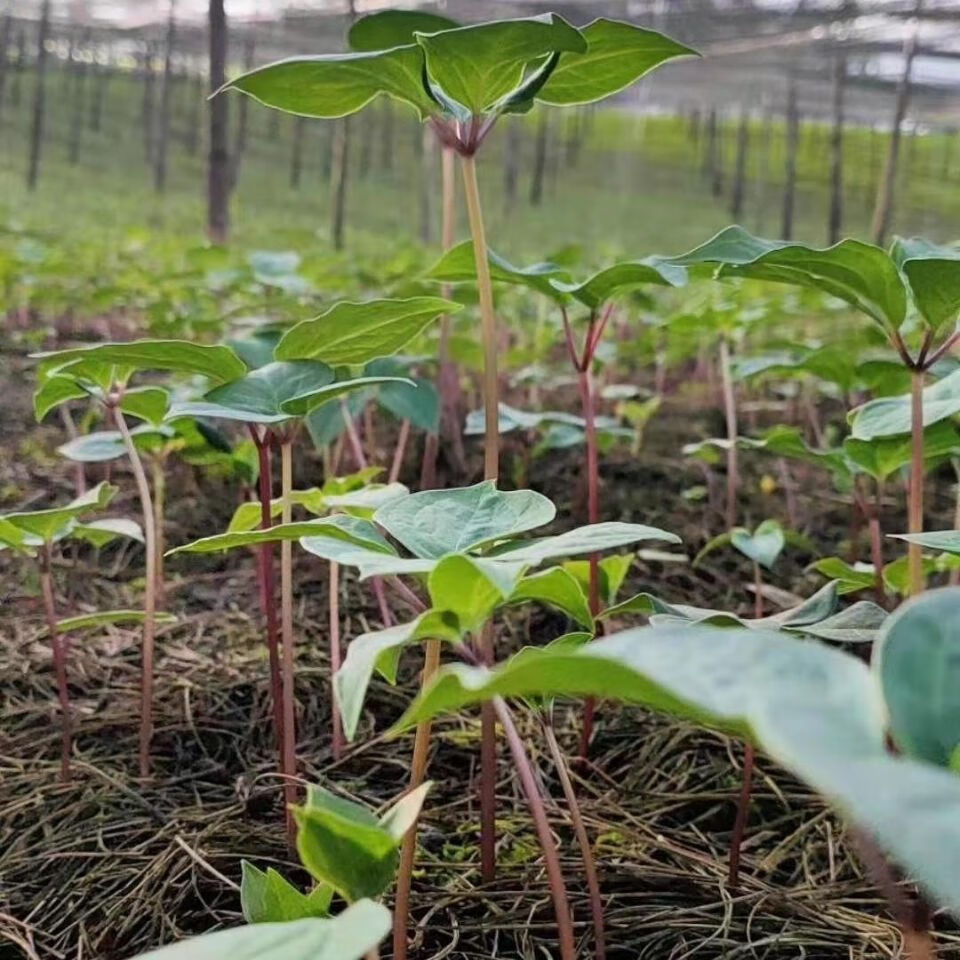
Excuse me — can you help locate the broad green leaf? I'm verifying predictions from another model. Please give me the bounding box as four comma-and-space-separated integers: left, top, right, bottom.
219, 45, 439, 120
34, 375, 89, 421
374, 480, 555, 560
132, 900, 391, 960
427, 554, 524, 634
377, 377, 439, 432
425, 240, 570, 300
731, 519, 785, 570
58, 425, 172, 463
415, 13, 586, 115
348, 10, 459, 51
506, 566, 593, 628
276, 298, 460, 366
168, 515, 393, 557
72, 518, 144, 547
537, 19, 697, 106
301, 537, 433, 581
668, 226, 906, 335
551, 258, 687, 309
5, 482, 117, 542
874, 588, 960, 767
0, 518, 33, 555
294, 788, 398, 903
227, 331, 282, 370
168, 400, 290, 425
202, 361, 334, 419
563, 554, 634, 605
240, 862, 332, 924
892, 236, 960, 334
283, 376, 416, 417
121, 387, 170, 427
465, 402, 616, 437
33, 340, 246, 385
785, 601, 887, 644
849, 369, 960, 440
488, 521, 680, 565
336, 611, 461, 740
891, 530, 960, 557
811, 556, 877, 595
49, 609, 177, 635
843, 420, 960, 481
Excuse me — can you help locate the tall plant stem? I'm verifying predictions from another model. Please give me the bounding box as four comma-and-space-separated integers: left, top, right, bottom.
251, 429, 285, 778
752, 562, 763, 619
112, 403, 157, 779
280, 438, 298, 847
151, 454, 166, 609
329, 561, 343, 760
460, 151, 500, 883
459, 153, 499, 482
389, 419, 410, 484
492, 696, 576, 960
719, 336, 739, 530
543, 716, 606, 960
868, 483, 889, 607
728, 742, 755, 889
393, 633, 442, 960
908, 368, 925, 595
40, 542, 71, 782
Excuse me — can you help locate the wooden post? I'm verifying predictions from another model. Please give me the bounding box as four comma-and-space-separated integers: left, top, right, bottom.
781, 76, 799, 240
290, 116, 305, 188
26, 0, 51, 191
89, 45, 110, 133
730, 107, 749, 220
154, 2, 176, 193
141, 41, 156, 164
529, 108, 549, 205
207, 0, 230, 244
828, 52, 846, 244
11, 28, 24, 108
231, 33, 254, 182
329, 0, 356, 251
870, 5, 922, 246
67, 29, 89, 165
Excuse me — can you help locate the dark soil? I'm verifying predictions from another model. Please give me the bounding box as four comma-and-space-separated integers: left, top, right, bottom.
1, 342, 957, 960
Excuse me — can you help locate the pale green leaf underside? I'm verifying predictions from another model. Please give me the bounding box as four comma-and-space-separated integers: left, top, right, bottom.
849, 368, 960, 440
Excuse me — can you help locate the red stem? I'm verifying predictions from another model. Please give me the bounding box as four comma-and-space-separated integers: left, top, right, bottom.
329, 560, 343, 761
389, 419, 410, 484
543, 717, 606, 960
479, 622, 497, 883
492, 697, 576, 960
40, 542, 72, 782
908, 368, 925, 596
728, 742, 755, 889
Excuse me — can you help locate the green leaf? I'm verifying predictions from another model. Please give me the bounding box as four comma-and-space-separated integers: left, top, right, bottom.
537, 19, 697, 106
336, 612, 461, 740
71, 518, 144, 547
843, 420, 960, 481
874, 588, 960, 767
0, 518, 34, 555
668, 225, 906, 335
378, 377, 439, 432
240, 862, 331, 924
785, 601, 887, 644
276, 298, 460, 367
891, 236, 960, 334
811, 557, 878, 595
48, 609, 177, 635
488, 521, 680, 565
284, 377, 416, 418
506, 566, 593, 628
294, 788, 397, 903
550, 258, 687, 309
379, 781, 432, 844
428, 554, 524, 634
348, 10, 459, 51
563, 553, 634, 605
34, 375, 89, 421
891, 530, 960, 557
374, 480, 555, 560
202, 361, 335, 419
58, 425, 173, 463
121, 387, 170, 427
132, 900, 391, 960
33, 340, 246, 385
301, 536, 432, 581
730, 520, 785, 570
219, 45, 439, 120
5, 481, 117, 542
168, 515, 393, 557
415, 13, 585, 115
849, 368, 960, 440
424, 240, 570, 300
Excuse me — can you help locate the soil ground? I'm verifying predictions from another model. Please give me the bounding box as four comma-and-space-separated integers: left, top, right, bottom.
2, 341, 959, 960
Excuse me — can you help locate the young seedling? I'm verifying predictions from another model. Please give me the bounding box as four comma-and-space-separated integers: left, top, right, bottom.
397, 588, 960, 956
31, 338, 245, 776
0, 481, 160, 780
303, 481, 678, 960
668, 226, 960, 596
426, 243, 687, 754
218, 13, 696, 886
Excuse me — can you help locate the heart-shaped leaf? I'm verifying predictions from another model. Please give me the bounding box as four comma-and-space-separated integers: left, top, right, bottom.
506, 566, 593, 628
348, 10, 459, 51
428, 554, 525, 635
891, 236, 960, 334
219, 45, 439, 120
551, 258, 687, 309
731, 519, 785, 570
487, 521, 680, 565
874, 588, 960, 767
131, 899, 391, 960
276, 298, 460, 366
849, 368, 960, 439
202, 361, 335, 419
374, 480, 555, 560
537, 19, 698, 106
